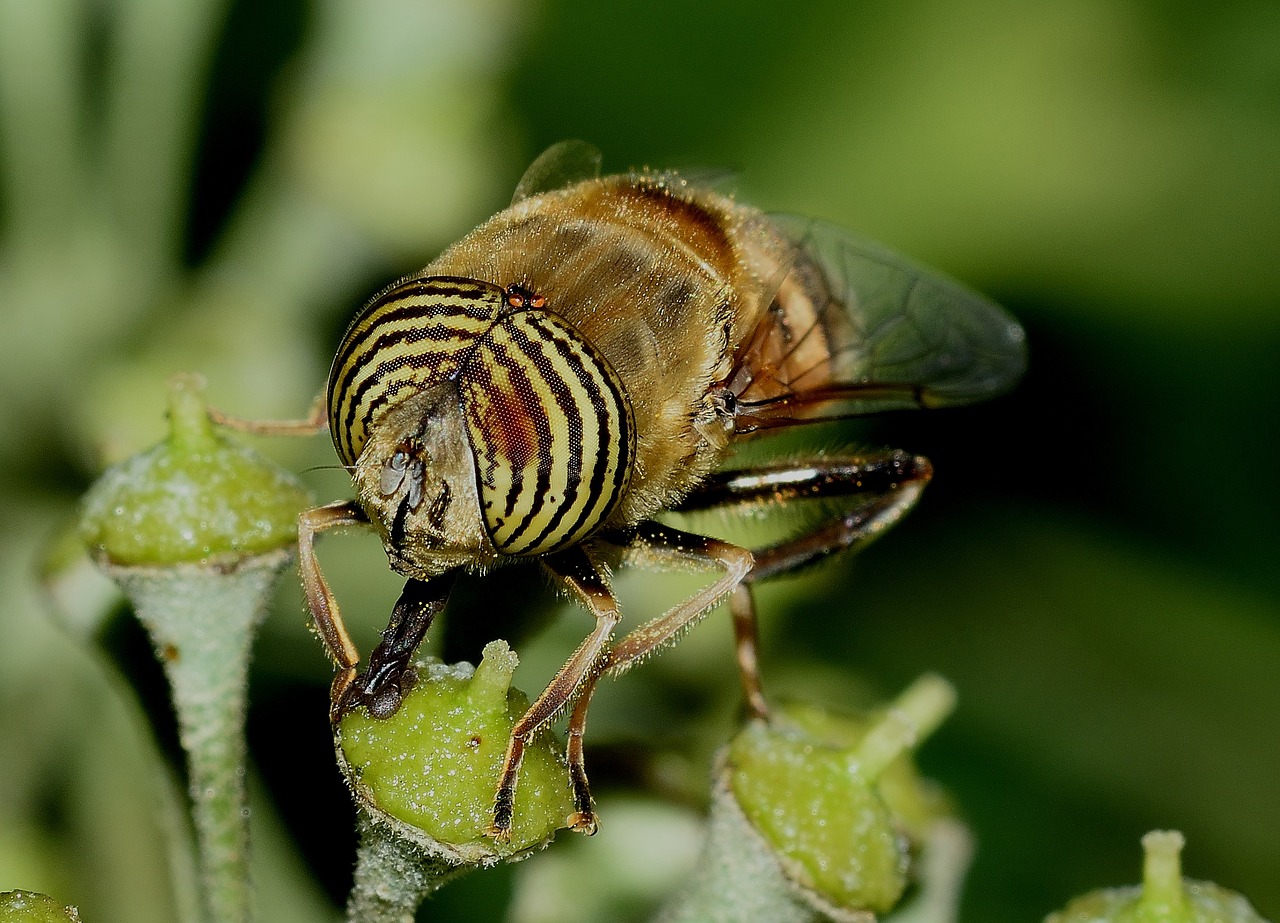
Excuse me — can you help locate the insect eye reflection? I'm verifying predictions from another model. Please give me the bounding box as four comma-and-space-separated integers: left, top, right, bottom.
379, 443, 425, 512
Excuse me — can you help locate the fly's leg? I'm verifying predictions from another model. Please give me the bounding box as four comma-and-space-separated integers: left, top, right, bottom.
494, 452, 929, 837
488, 547, 620, 841
729, 585, 769, 719
298, 501, 371, 716
671, 449, 934, 715
512, 529, 752, 837
601, 522, 754, 676
564, 679, 600, 833
333, 574, 457, 721
209, 400, 368, 714
678, 449, 933, 579
207, 392, 329, 436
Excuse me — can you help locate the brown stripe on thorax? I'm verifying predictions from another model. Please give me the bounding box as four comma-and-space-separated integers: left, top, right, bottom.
611, 176, 739, 280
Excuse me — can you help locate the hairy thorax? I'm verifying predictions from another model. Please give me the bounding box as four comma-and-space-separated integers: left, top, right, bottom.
420, 174, 785, 527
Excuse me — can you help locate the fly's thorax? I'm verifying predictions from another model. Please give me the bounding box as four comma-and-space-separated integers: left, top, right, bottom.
353, 387, 496, 580
418, 178, 770, 523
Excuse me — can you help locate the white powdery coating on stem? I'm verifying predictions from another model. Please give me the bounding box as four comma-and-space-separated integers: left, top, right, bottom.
346, 810, 472, 923
112, 548, 291, 923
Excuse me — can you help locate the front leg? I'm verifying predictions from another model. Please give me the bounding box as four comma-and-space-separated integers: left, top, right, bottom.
488, 546, 620, 841
298, 501, 370, 713
207, 391, 329, 437
601, 522, 754, 674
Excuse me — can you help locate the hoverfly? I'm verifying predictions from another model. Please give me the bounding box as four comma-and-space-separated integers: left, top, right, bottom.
215, 141, 1025, 840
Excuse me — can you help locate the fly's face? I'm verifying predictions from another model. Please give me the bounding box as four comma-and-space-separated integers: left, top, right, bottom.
352, 386, 493, 579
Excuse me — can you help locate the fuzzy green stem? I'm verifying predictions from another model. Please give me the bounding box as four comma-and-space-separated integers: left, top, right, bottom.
111, 549, 291, 923
1139, 830, 1186, 913
346, 810, 470, 923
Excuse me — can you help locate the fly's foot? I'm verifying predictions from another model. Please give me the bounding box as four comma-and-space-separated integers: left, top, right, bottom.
485, 759, 599, 840
331, 662, 418, 723
487, 786, 516, 843
329, 668, 358, 723
568, 758, 598, 834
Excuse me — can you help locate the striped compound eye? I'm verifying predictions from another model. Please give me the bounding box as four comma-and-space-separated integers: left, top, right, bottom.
328, 276, 634, 559
459, 309, 634, 557
328, 276, 507, 468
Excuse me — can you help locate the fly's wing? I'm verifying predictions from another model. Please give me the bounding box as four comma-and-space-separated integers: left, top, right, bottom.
731, 215, 1027, 433
511, 140, 603, 204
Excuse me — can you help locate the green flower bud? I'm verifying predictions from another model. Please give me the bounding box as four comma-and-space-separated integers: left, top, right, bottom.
77, 373, 312, 923
1045, 830, 1271, 923
337, 640, 574, 864
80, 373, 311, 566
723, 674, 957, 917
728, 718, 905, 914
778, 693, 955, 846
0, 890, 82, 922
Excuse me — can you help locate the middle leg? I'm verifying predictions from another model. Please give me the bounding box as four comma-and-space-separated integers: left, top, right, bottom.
600, 521, 754, 675
671, 449, 934, 714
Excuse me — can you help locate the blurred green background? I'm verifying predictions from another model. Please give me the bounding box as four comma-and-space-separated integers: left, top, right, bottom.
1, 0, 1277, 921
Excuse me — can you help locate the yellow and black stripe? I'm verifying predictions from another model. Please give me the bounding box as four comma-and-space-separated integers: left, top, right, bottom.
327, 274, 633, 557
326, 276, 505, 466
460, 311, 634, 557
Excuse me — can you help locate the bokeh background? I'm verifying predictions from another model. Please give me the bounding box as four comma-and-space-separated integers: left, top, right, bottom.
1, 1, 1277, 921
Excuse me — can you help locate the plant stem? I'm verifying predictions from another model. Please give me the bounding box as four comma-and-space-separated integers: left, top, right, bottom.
346, 810, 471, 923
112, 549, 291, 923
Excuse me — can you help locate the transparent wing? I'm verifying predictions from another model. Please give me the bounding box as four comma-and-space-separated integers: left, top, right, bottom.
732, 215, 1027, 432
511, 140, 603, 204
